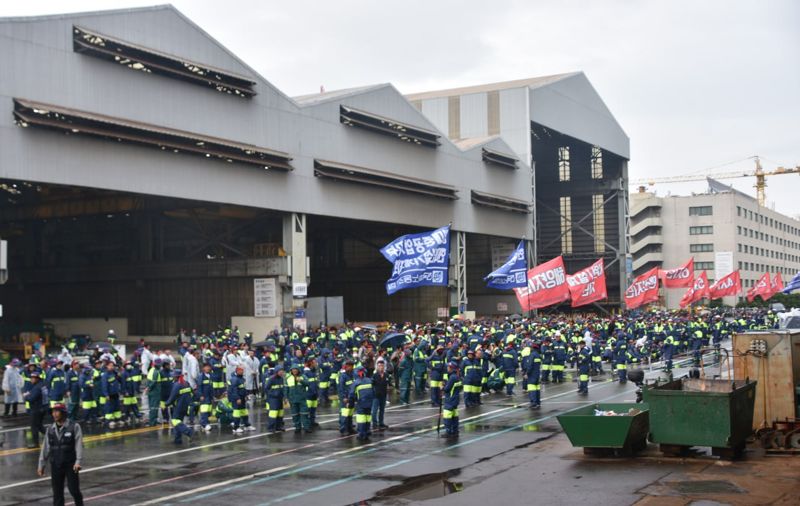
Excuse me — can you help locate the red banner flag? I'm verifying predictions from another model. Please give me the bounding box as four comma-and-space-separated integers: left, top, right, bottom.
514, 256, 570, 311
766, 272, 784, 300
567, 259, 608, 307
659, 258, 694, 288
679, 271, 711, 308
709, 270, 742, 299
624, 267, 660, 309
746, 272, 771, 302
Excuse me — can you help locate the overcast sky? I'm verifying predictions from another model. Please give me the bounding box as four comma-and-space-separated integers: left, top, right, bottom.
4, 1, 799, 215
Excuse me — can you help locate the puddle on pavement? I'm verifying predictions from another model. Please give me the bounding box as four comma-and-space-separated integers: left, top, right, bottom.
370, 471, 463, 502
670, 480, 745, 495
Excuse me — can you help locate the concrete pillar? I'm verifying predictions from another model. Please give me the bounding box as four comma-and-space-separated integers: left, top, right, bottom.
618, 160, 631, 303
449, 230, 467, 313
282, 213, 308, 320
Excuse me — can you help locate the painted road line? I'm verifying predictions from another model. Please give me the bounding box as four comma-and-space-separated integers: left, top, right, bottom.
256, 389, 632, 506
0, 425, 165, 457
0, 394, 442, 493
135, 380, 622, 505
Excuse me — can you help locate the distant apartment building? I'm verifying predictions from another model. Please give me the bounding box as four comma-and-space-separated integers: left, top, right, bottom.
630, 179, 800, 308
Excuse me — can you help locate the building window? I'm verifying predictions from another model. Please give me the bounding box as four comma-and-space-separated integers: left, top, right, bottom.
558, 146, 570, 182
689, 206, 713, 216
695, 261, 715, 270
738, 261, 743, 270
690, 243, 714, 253
560, 196, 573, 254
689, 226, 713, 235
592, 194, 605, 253
737, 226, 742, 235
591, 146, 603, 179
737, 206, 741, 217
737, 244, 742, 253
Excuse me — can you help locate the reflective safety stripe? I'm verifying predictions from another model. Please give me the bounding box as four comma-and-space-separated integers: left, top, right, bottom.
81, 400, 97, 409
355, 413, 372, 424
526, 383, 541, 392
340, 407, 354, 417
551, 365, 565, 372
99, 397, 107, 404
268, 409, 284, 418
212, 381, 225, 389
429, 380, 443, 388
171, 419, 182, 427
306, 399, 319, 408
319, 381, 329, 389
504, 377, 516, 385
541, 365, 550, 371
123, 396, 137, 405
160, 401, 166, 408
616, 364, 627, 370
232, 408, 247, 417
199, 404, 212, 413
442, 408, 457, 419
579, 374, 589, 382
179, 387, 192, 395
463, 385, 481, 393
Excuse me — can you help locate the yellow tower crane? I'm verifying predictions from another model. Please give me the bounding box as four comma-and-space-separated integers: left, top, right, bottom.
632, 156, 800, 207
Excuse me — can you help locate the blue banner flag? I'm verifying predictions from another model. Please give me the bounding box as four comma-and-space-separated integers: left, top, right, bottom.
783, 271, 800, 294
485, 240, 528, 289
380, 225, 451, 295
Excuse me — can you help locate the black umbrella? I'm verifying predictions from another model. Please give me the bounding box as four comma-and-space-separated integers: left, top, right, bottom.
378, 332, 408, 349
252, 340, 275, 348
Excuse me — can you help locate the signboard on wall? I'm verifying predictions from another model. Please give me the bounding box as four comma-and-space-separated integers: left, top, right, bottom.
254, 278, 277, 317
292, 318, 307, 332
491, 242, 517, 270
437, 307, 449, 318
497, 302, 508, 312
714, 251, 734, 281
293, 283, 308, 298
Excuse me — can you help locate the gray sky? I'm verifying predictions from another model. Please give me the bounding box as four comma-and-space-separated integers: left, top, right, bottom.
4, 1, 799, 215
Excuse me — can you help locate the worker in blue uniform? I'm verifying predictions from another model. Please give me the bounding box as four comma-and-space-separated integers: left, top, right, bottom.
78, 365, 97, 424
164, 370, 194, 444
576, 341, 591, 395
23, 371, 46, 448
397, 350, 413, 405
228, 366, 252, 434
121, 361, 142, 424
525, 343, 542, 409
197, 362, 214, 431
501, 344, 518, 395
264, 366, 286, 432
100, 362, 123, 428
442, 362, 462, 438
337, 360, 356, 435
551, 336, 567, 383
427, 346, 446, 407
461, 350, 481, 407
47, 360, 67, 408
145, 358, 163, 426
304, 358, 320, 427
349, 366, 374, 441
65, 361, 81, 421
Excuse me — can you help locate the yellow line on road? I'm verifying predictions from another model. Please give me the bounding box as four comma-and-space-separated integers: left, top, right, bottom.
0, 425, 165, 457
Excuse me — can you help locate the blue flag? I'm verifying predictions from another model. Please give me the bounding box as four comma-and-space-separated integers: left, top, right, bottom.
783, 271, 800, 294
381, 225, 450, 295
485, 240, 528, 289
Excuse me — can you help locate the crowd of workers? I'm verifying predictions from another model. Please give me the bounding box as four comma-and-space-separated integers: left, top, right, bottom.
2, 308, 779, 447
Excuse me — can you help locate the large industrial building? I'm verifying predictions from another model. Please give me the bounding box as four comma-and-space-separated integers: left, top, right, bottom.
0, 5, 629, 340
631, 179, 800, 308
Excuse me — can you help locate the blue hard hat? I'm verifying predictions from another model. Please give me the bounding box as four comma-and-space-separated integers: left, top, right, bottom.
447, 361, 458, 368
171, 369, 183, 378
273, 365, 283, 373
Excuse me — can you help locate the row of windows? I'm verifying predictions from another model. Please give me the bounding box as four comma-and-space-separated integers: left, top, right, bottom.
689, 243, 714, 252
738, 243, 800, 262
689, 226, 713, 235
689, 206, 713, 216
738, 262, 796, 276
695, 261, 714, 270
737, 225, 800, 249
557, 146, 604, 182
737, 205, 800, 236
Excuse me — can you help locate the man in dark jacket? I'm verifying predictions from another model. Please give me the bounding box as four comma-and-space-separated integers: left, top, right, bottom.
165, 370, 194, 444
37, 403, 84, 506
370, 358, 390, 430
24, 371, 46, 448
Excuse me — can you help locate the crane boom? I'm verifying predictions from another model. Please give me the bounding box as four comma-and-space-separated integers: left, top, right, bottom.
631, 156, 800, 206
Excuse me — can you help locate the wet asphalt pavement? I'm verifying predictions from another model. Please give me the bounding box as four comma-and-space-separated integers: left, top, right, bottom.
0, 357, 708, 506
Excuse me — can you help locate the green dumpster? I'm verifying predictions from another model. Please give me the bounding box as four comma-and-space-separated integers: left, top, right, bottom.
557, 403, 650, 456
643, 378, 757, 459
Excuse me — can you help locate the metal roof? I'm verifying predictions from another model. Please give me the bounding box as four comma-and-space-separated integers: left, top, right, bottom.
404, 72, 579, 101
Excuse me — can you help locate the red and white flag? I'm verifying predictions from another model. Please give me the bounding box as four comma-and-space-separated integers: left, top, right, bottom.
566, 259, 607, 308
624, 267, 660, 309
679, 271, 711, 308
514, 256, 570, 311
659, 258, 694, 288
709, 270, 742, 299
766, 272, 784, 300
746, 272, 771, 302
